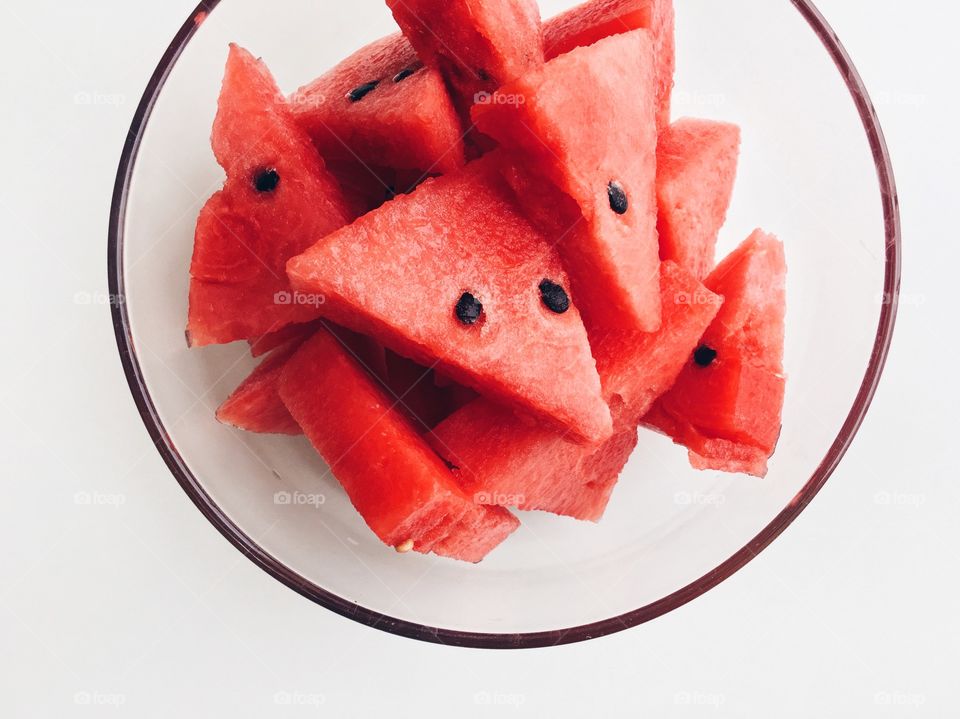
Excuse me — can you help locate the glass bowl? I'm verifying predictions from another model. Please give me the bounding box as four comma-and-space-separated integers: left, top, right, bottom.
109, 0, 900, 648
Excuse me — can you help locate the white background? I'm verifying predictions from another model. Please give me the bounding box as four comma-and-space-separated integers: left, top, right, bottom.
0, 1, 956, 716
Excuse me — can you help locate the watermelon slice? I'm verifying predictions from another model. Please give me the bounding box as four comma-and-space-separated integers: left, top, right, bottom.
473, 30, 662, 334
249, 320, 322, 358
286, 156, 612, 444
644, 230, 787, 477
385, 0, 544, 116
222, 322, 389, 435
657, 118, 741, 279
291, 33, 465, 178
279, 329, 519, 563
187, 45, 352, 347
217, 341, 304, 436
544, 0, 675, 130
429, 262, 722, 521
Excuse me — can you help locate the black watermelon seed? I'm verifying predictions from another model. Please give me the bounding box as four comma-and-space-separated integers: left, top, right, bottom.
539, 279, 570, 314
477, 68, 492, 82
694, 345, 718, 367
393, 68, 416, 83
608, 181, 628, 215
253, 168, 280, 193
455, 292, 483, 325
347, 80, 379, 102
442, 458, 460, 471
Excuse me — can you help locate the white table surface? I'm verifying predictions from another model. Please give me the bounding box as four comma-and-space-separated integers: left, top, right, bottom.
1, 1, 955, 716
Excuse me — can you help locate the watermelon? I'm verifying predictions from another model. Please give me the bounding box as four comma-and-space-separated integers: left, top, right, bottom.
222, 322, 388, 436
291, 33, 465, 178
473, 30, 662, 334
249, 320, 321, 358
286, 156, 612, 444
187, 45, 352, 347
544, 0, 675, 129
429, 262, 723, 521
383, 350, 457, 431
644, 230, 787, 477
657, 118, 741, 279
385, 0, 544, 116
279, 329, 519, 563
217, 341, 304, 436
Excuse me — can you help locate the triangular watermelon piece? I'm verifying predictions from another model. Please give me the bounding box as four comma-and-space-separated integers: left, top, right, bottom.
544, 0, 675, 130
644, 230, 787, 477
385, 0, 544, 118
220, 323, 387, 436
187, 45, 352, 347
291, 33, 465, 179
657, 118, 741, 279
249, 320, 322, 358
473, 30, 662, 334
279, 329, 519, 563
216, 341, 304, 436
428, 262, 722, 521
286, 156, 612, 444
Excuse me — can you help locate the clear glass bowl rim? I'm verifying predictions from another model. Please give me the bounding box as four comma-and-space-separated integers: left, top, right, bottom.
108, 0, 902, 649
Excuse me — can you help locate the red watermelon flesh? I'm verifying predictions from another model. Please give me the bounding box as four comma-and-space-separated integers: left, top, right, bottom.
217, 341, 304, 436
249, 320, 322, 358
187, 45, 352, 347
544, 0, 675, 130
428, 262, 722, 521
385, 0, 544, 116
383, 351, 456, 432
286, 156, 612, 445
279, 329, 519, 562
223, 322, 388, 436
291, 33, 465, 177
658, 118, 741, 279
644, 230, 787, 477
473, 30, 662, 334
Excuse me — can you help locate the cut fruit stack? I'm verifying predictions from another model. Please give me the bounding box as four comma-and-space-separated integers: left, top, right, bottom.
187, 0, 787, 563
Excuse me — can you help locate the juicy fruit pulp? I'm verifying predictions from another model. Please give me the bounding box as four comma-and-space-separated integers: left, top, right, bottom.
187, 45, 351, 346
429, 262, 723, 521
543, 0, 675, 130
291, 33, 465, 179
657, 118, 741, 279
385, 0, 544, 118
645, 230, 787, 477
286, 156, 612, 445
279, 330, 519, 563
473, 30, 662, 335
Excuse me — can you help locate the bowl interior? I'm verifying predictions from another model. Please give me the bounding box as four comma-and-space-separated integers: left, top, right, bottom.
115, 0, 896, 642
